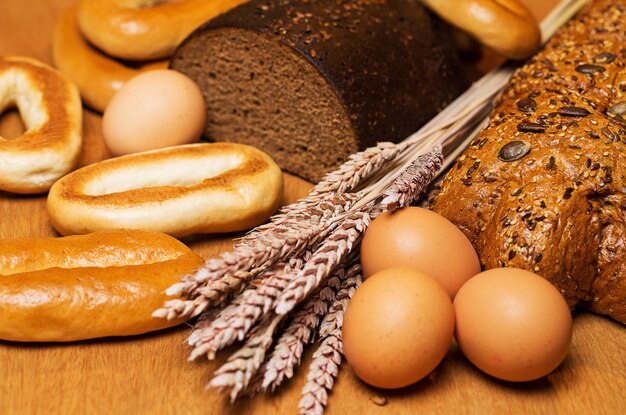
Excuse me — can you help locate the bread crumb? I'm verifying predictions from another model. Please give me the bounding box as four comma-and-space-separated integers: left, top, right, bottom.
369, 394, 388, 406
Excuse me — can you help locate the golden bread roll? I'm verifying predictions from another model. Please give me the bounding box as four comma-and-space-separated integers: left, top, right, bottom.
420, 0, 541, 59
77, 0, 248, 61
52, 6, 168, 113
47, 143, 284, 237
0, 230, 205, 342
0, 56, 82, 193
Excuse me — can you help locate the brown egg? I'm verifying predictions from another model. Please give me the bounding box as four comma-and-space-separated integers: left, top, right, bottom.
454, 268, 573, 382
360, 207, 480, 297
342, 267, 455, 389
102, 69, 206, 156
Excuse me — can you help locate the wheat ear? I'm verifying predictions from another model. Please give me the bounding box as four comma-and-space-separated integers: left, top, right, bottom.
187, 256, 308, 361
298, 262, 362, 414
298, 329, 344, 415
208, 313, 283, 402
260, 274, 341, 391
275, 146, 443, 315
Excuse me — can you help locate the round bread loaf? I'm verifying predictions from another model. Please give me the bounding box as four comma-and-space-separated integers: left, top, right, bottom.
170, 0, 465, 182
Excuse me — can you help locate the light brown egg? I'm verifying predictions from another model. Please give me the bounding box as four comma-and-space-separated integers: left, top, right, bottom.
342, 267, 455, 389
360, 207, 480, 298
454, 268, 573, 382
102, 69, 206, 156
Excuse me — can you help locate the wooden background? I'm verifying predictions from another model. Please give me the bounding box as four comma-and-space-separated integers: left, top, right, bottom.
1, 1, 625, 414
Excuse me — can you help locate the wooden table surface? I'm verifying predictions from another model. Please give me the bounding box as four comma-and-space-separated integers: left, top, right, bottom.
1, 1, 625, 414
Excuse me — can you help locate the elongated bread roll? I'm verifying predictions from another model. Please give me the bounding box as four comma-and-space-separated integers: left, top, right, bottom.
0, 230, 205, 342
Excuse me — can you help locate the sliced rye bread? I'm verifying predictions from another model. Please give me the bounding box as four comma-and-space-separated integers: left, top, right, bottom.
170, 0, 465, 182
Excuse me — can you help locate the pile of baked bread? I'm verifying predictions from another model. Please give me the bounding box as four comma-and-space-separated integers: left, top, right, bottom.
0, 0, 624, 348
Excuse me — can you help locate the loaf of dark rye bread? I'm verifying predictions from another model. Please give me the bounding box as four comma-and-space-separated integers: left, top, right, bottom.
432, 0, 626, 323
170, 0, 465, 182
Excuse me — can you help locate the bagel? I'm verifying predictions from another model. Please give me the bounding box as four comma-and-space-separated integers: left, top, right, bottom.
77, 0, 249, 61
420, 0, 541, 60
0, 56, 82, 193
0, 230, 205, 342
47, 143, 284, 237
52, 6, 168, 113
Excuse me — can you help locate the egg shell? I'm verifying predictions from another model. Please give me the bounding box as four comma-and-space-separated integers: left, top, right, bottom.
360, 207, 480, 298
342, 267, 455, 389
102, 69, 206, 156
453, 268, 573, 382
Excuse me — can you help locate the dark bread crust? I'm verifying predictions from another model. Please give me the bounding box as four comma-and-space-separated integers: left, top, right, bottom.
432, 0, 626, 323
171, 0, 465, 182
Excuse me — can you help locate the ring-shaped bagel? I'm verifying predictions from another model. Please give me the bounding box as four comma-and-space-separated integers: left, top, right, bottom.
420, 0, 541, 60
0, 56, 82, 194
77, 0, 249, 61
53, 7, 168, 113
47, 143, 284, 237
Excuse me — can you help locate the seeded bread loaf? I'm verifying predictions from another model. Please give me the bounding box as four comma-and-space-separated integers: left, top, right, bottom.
432, 0, 626, 323
170, 0, 465, 182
